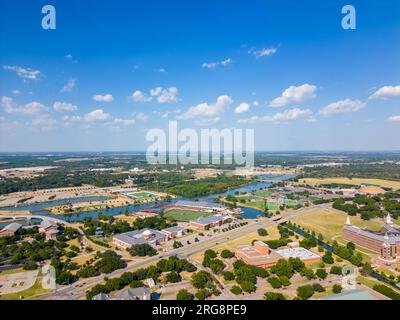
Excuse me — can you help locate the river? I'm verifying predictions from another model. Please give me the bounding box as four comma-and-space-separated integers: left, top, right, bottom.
0, 174, 295, 222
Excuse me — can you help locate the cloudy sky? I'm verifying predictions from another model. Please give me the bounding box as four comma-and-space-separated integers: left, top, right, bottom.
0, 0, 399, 152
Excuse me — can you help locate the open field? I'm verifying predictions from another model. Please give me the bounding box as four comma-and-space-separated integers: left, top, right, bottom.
163, 209, 213, 222
0, 210, 31, 216
254, 190, 274, 197
236, 190, 273, 201
114, 214, 138, 224
240, 201, 267, 211
290, 207, 383, 240
43, 196, 134, 215
300, 178, 400, 190
189, 226, 280, 263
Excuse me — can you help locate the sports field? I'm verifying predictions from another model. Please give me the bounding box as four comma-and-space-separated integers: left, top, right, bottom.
163, 209, 213, 222
127, 191, 156, 200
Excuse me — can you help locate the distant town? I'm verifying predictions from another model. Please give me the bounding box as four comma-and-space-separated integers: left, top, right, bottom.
0, 151, 399, 301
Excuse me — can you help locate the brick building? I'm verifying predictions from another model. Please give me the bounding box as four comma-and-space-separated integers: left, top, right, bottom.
342, 214, 400, 267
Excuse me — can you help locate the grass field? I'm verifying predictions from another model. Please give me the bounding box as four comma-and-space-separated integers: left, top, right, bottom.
255, 190, 273, 197
290, 207, 383, 241
127, 191, 156, 200
230, 200, 267, 212
300, 178, 400, 190
163, 209, 213, 222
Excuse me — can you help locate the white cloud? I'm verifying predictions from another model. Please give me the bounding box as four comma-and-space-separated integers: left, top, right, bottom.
369, 85, 400, 100
150, 87, 163, 97
31, 115, 58, 128
93, 94, 114, 102
132, 87, 180, 104
130, 90, 152, 102
319, 99, 365, 117
1, 96, 47, 115
178, 95, 233, 120
238, 115, 261, 124
158, 68, 166, 73
12, 90, 20, 95
61, 79, 76, 93
202, 58, 232, 69
235, 102, 250, 114
62, 115, 82, 122
270, 84, 317, 107
156, 87, 179, 103
3, 65, 41, 80
64, 54, 73, 60
239, 108, 313, 123
248, 47, 277, 58
84, 109, 111, 122
160, 109, 181, 118
264, 108, 313, 122
388, 115, 400, 122
53, 101, 78, 112
252, 101, 259, 107
113, 118, 135, 125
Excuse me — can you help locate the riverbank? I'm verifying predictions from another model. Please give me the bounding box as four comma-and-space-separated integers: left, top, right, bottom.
0, 174, 296, 222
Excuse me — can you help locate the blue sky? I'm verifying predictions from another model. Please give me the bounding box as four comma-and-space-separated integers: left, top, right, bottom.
0, 0, 399, 152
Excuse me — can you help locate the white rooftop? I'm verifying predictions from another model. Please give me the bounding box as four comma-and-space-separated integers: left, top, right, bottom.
275, 247, 320, 260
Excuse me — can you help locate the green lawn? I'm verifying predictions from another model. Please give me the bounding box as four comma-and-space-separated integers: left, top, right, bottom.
163, 209, 213, 222
290, 207, 383, 241
255, 190, 273, 197
127, 191, 156, 200
238, 201, 267, 211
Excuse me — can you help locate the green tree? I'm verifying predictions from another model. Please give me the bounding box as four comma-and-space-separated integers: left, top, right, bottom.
176, 289, 193, 300
195, 289, 209, 300
220, 249, 234, 259
330, 266, 343, 275
257, 228, 268, 236
230, 285, 242, 295
297, 285, 315, 300
166, 271, 182, 283
222, 271, 235, 281
191, 271, 213, 289
127, 243, 157, 257
264, 292, 286, 300
332, 284, 342, 294
316, 269, 328, 280
267, 277, 282, 289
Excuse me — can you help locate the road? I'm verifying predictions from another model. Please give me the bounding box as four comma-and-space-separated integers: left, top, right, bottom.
39, 203, 331, 300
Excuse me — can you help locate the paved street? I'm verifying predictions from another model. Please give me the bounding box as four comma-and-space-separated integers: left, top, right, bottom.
39, 204, 331, 300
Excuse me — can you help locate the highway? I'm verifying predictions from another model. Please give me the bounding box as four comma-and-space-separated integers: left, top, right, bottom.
38, 203, 331, 300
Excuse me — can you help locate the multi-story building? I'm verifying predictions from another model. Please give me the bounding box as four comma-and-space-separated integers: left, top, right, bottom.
113, 228, 168, 249
0, 222, 22, 238
188, 215, 232, 230
235, 241, 321, 267
343, 214, 400, 267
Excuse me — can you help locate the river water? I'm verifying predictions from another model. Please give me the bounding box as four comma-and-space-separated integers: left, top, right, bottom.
0, 174, 295, 222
